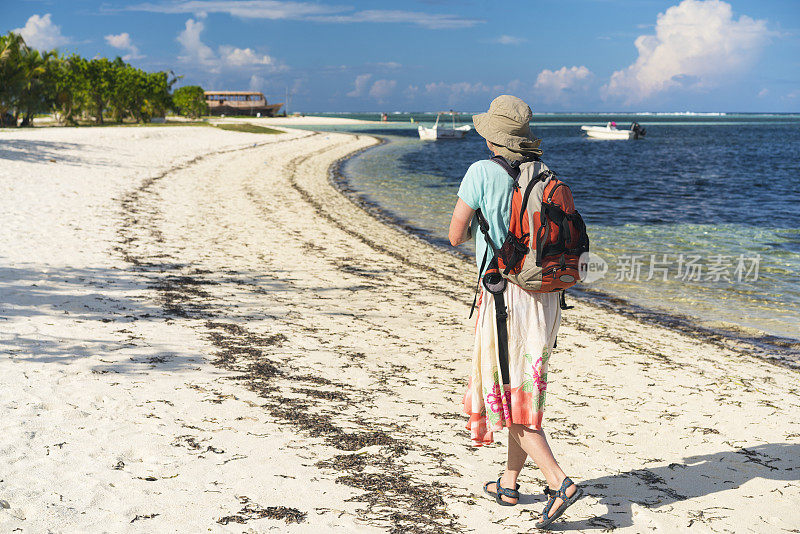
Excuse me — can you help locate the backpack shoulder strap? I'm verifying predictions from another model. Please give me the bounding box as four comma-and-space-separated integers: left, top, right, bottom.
488, 155, 521, 181
469, 209, 494, 319
473, 208, 499, 255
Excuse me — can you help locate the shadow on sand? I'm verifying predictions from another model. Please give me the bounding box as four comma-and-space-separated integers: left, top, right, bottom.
524, 443, 800, 531
0, 263, 211, 373
0, 138, 115, 166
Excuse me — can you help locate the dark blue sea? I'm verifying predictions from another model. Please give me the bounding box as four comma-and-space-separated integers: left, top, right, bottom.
303, 113, 800, 343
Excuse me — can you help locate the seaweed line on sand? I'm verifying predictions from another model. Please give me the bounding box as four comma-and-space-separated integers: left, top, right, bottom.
115, 132, 461, 533
284, 136, 471, 308
217, 496, 306, 525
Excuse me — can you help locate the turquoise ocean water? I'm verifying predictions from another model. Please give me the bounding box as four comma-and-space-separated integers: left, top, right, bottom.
299, 113, 800, 352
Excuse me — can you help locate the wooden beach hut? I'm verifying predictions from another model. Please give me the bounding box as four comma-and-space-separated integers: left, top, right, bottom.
204, 91, 283, 117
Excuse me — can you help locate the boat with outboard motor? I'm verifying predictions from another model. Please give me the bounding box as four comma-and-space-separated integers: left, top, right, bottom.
581, 121, 646, 140
418, 111, 471, 140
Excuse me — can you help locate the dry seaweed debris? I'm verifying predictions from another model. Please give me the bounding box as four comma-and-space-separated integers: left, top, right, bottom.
118, 149, 461, 533
200, 315, 456, 532
217, 496, 306, 525
130, 513, 160, 523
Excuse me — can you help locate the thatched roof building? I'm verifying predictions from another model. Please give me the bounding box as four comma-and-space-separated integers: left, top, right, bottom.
204, 91, 283, 116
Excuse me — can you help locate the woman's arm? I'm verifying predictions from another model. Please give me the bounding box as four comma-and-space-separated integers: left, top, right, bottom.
449, 198, 475, 246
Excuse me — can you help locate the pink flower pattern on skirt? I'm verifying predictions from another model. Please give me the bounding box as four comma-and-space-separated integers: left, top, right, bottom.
532, 357, 547, 392
486, 383, 512, 421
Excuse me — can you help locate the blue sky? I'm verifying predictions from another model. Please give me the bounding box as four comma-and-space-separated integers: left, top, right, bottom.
5, 0, 800, 112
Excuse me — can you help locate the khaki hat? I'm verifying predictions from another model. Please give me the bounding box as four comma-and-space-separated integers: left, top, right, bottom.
473, 95, 542, 161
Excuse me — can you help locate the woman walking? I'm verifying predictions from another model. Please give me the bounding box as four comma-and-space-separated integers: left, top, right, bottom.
448, 95, 583, 529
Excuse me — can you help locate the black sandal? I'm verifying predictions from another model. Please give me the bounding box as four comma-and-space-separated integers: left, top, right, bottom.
483, 478, 520, 506
535, 477, 583, 529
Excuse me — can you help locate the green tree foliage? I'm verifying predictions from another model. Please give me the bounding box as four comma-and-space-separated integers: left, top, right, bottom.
0, 31, 183, 127
82, 57, 115, 124
172, 85, 208, 119
0, 32, 28, 126
43, 54, 92, 125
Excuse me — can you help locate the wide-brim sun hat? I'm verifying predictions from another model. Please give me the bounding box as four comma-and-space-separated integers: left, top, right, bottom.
473, 95, 542, 161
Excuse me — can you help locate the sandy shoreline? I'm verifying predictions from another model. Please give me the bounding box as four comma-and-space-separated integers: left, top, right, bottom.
325, 138, 800, 372
1, 122, 798, 532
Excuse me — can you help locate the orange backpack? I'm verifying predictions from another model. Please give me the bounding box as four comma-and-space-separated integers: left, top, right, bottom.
473, 156, 589, 304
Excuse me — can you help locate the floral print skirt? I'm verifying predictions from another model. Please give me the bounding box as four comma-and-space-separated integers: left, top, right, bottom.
463, 284, 561, 446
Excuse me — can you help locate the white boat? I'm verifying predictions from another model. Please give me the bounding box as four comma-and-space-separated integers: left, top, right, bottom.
418, 111, 471, 140
581, 122, 646, 140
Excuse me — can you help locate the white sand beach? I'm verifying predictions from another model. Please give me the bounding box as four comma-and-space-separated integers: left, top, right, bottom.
1, 120, 798, 533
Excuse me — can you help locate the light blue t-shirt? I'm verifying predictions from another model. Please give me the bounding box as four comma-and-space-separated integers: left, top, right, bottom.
457, 159, 514, 276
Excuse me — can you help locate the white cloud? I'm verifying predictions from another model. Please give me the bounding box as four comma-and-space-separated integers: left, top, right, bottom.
104, 32, 143, 60
424, 82, 447, 94
13, 13, 69, 50
535, 66, 593, 101
313, 10, 480, 29
220, 45, 275, 66
505, 79, 524, 93
177, 18, 216, 66
105, 32, 133, 49
176, 18, 282, 74
493, 35, 527, 45
425, 81, 490, 95
249, 74, 266, 91
375, 61, 402, 69
424, 81, 492, 105
604, 0, 771, 103
131, 1, 481, 28
403, 80, 524, 104
368, 79, 396, 99
134, 0, 342, 19
248, 73, 304, 98
757, 88, 769, 98
347, 74, 372, 97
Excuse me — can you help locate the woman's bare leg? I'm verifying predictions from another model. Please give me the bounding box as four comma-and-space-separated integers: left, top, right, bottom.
485, 431, 527, 504
510, 423, 577, 516
509, 424, 564, 484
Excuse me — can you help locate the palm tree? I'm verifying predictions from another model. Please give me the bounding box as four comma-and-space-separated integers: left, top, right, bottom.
48, 54, 86, 125
0, 32, 27, 126
17, 47, 50, 126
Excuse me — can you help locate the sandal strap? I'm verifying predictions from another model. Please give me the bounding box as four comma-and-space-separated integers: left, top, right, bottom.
498, 487, 519, 499
558, 477, 575, 499
496, 478, 520, 499
540, 493, 557, 517
541, 478, 576, 521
